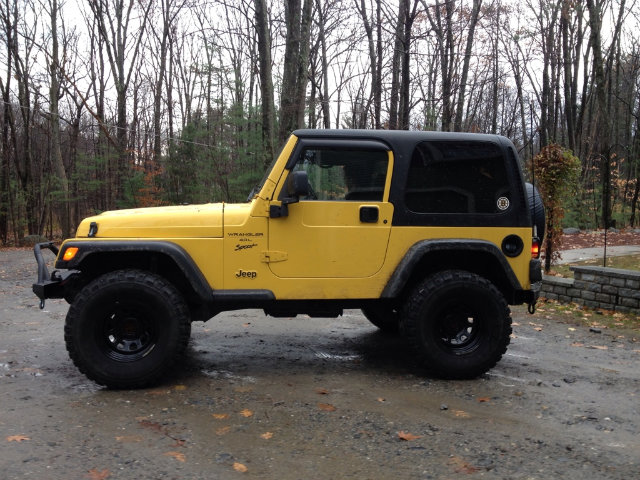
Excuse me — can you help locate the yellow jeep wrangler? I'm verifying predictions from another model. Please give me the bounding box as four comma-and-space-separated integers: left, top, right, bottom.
33, 129, 543, 388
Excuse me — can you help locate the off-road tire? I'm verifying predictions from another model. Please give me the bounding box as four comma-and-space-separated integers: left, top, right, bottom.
361, 306, 400, 334
401, 270, 511, 379
65, 269, 191, 389
526, 182, 545, 240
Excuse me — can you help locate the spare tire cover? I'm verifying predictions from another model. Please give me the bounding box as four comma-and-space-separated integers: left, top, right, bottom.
525, 182, 545, 240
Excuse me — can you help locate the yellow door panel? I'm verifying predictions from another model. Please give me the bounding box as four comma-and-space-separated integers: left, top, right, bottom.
268, 201, 393, 278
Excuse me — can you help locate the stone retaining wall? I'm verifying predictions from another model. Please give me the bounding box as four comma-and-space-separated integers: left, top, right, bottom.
540, 266, 640, 314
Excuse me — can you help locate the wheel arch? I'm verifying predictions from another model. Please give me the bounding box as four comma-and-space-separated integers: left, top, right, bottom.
381, 240, 522, 304
56, 241, 212, 309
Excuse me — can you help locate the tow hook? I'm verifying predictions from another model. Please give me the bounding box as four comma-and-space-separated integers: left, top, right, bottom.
527, 301, 537, 314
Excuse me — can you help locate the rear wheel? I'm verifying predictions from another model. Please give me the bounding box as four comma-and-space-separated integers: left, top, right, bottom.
65, 270, 191, 389
401, 270, 511, 379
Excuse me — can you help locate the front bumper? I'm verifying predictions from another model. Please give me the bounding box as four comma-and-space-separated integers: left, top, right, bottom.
32, 242, 72, 308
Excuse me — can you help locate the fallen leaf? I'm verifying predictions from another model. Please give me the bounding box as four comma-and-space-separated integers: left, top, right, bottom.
587, 345, 608, 350
477, 397, 491, 403
6, 435, 30, 442
377, 397, 386, 403
233, 462, 248, 473
115, 435, 142, 443
315, 388, 330, 395
512, 322, 520, 327
260, 432, 273, 439
145, 390, 168, 396
87, 468, 110, 480
163, 451, 186, 462
453, 410, 470, 418
239, 409, 253, 418
174, 385, 187, 391
571, 342, 584, 347
568, 327, 576, 332
216, 426, 231, 436
212, 413, 229, 420
449, 456, 479, 474
138, 419, 164, 433
318, 403, 336, 412
534, 327, 543, 332
398, 431, 422, 441
234, 386, 253, 393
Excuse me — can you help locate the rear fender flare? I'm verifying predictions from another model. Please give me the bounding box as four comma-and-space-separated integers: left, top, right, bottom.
381, 239, 521, 299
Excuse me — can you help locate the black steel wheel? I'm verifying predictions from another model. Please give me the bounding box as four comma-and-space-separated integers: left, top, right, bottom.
65, 270, 191, 389
401, 270, 511, 379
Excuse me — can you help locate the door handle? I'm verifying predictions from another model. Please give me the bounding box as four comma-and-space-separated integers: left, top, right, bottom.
359, 206, 379, 223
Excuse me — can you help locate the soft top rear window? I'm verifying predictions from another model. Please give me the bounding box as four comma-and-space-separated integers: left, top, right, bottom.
405, 141, 510, 214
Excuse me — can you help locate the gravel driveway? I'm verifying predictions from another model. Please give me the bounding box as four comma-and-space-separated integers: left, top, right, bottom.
1, 248, 638, 479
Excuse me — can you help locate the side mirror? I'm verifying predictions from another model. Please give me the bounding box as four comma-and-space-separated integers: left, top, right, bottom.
270, 171, 310, 218
286, 170, 310, 198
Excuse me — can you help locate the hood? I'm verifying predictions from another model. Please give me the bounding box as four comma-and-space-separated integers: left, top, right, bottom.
75, 203, 225, 238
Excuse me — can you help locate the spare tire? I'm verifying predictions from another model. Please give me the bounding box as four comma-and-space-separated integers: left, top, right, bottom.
526, 182, 545, 240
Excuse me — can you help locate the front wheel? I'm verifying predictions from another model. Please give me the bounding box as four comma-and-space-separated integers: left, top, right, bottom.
401, 270, 511, 379
64, 270, 191, 389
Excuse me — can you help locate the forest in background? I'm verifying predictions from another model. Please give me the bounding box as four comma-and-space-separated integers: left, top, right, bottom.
0, 0, 639, 245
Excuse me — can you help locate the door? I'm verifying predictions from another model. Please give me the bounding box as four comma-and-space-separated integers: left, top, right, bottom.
267, 141, 394, 278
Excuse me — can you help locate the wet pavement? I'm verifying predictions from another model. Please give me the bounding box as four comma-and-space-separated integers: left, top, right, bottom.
1, 249, 639, 479
556, 245, 640, 265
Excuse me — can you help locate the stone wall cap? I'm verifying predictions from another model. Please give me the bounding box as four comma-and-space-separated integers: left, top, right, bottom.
542, 275, 575, 286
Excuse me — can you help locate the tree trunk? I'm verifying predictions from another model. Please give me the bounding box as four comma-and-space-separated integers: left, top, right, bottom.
586, 0, 612, 229
48, 0, 70, 238
454, 0, 482, 132
399, 1, 418, 130
279, 0, 312, 143
561, 0, 575, 152
254, 0, 275, 166
389, 0, 407, 130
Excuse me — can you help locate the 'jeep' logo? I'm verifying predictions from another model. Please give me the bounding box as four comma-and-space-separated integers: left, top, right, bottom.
235, 269, 257, 279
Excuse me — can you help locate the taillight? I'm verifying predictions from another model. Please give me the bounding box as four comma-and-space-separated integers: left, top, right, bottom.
531, 238, 540, 259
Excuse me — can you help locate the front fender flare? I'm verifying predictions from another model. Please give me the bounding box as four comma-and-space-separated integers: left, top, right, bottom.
56, 240, 212, 302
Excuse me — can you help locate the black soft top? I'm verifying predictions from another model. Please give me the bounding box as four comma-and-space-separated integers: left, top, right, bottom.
291, 129, 529, 229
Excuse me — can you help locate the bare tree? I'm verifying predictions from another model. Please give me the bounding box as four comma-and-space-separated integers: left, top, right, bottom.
254, 0, 276, 165
453, 0, 482, 132
151, 0, 186, 162
355, 0, 383, 128
279, 0, 313, 142
88, 0, 152, 207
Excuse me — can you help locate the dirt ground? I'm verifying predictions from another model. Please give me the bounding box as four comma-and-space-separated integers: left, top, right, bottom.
1, 248, 639, 480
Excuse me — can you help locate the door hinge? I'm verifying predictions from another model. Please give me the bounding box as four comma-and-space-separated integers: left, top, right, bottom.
261, 251, 288, 263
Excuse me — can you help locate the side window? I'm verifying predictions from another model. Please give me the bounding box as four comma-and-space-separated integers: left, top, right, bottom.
292, 148, 389, 201
405, 141, 510, 214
